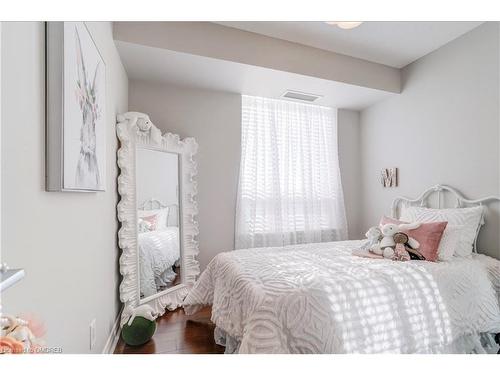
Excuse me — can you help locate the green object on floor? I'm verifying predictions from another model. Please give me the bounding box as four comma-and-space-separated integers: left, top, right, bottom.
121, 317, 157, 346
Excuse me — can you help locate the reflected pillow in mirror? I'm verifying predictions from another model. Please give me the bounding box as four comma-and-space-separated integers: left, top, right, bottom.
138, 208, 169, 230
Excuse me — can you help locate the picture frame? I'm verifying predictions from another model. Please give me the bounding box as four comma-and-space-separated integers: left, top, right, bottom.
46, 22, 106, 192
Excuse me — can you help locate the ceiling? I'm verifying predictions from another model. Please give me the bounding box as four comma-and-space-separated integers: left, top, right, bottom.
215, 22, 483, 68
117, 22, 483, 109
116, 41, 394, 110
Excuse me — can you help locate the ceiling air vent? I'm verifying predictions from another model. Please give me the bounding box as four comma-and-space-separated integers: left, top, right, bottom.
281, 90, 322, 103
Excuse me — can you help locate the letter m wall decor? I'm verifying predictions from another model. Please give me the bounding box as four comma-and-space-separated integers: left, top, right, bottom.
381, 168, 398, 188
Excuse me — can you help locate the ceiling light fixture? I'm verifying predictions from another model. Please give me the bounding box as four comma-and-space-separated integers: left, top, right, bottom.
325, 21, 363, 30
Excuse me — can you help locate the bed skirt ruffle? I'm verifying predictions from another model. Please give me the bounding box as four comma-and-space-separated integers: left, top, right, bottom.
214, 327, 499, 354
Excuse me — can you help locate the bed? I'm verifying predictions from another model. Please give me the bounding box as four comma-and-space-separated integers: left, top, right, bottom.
138, 199, 180, 298
183, 185, 500, 354
139, 227, 180, 298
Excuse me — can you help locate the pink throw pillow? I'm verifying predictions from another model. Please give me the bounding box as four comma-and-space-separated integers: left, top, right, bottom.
380, 216, 448, 262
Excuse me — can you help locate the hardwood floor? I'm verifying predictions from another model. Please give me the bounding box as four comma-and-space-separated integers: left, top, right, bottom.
114, 306, 224, 354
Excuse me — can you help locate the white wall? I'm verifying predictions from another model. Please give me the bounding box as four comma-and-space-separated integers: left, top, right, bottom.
129, 81, 241, 271
0, 22, 2, 260
360, 22, 500, 259
338, 109, 363, 240
129, 81, 362, 269
1, 22, 128, 353
136, 149, 178, 208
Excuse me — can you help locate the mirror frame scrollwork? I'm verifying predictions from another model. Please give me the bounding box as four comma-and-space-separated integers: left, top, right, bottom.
116, 112, 199, 327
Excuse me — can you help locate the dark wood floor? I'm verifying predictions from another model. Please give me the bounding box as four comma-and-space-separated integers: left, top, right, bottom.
114, 306, 224, 354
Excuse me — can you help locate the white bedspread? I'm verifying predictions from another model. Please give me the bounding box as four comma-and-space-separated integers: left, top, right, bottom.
139, 227, 180, 298
184, 240, 500, 353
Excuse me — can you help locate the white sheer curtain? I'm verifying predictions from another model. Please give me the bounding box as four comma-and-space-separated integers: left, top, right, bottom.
235, 95, 348, 249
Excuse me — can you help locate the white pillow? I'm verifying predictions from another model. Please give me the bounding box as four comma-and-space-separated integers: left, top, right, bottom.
138, 208, 169, 230
400, 205, 484, 257
436, 225, 464, 261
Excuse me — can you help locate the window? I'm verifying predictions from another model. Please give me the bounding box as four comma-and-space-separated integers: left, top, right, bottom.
235, 95, 348, 249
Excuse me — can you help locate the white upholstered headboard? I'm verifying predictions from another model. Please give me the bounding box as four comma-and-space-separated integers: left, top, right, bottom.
391, 184, 500, 253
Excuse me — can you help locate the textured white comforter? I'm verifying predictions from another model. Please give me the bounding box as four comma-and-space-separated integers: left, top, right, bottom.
184, 240, 500, 353
139, 227, 180, 298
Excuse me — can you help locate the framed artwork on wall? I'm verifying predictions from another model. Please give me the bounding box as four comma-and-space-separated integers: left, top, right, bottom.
46, 22, 106, 192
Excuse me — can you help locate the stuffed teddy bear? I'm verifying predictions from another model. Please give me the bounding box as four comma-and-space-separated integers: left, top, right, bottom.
370, 222, 421, 259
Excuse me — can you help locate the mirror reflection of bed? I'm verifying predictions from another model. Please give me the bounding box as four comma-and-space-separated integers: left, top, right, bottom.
136, 148, 181, 299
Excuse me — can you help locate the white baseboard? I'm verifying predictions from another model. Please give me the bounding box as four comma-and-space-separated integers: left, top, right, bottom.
102, 308, 122, 354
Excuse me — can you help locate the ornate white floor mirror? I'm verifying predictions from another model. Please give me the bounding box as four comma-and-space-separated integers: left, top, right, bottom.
116, 112, 199, 326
